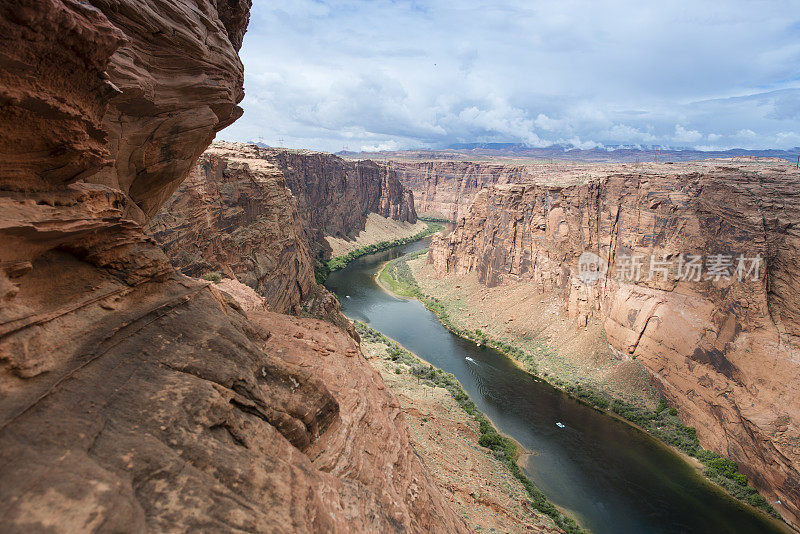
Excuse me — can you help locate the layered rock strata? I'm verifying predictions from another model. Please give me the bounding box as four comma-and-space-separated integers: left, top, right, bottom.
0, 1, 465, 531
270, 147, 417, 258
147, 147, 317, 314
149, 142, 418, 315
429, 161, 800, 527
392, 160, 642, 221
325, 213, 429, 258
82, 0, 250, 223
391, 161, 528, 220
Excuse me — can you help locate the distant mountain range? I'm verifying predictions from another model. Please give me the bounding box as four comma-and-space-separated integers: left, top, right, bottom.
337, 143, 800, 163
248, 140, 799, 164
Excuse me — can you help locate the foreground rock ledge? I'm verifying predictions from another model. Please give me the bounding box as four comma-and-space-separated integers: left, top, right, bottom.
0, 1, 466, 531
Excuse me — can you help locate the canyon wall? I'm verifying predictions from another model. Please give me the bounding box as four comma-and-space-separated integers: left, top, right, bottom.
85, 0, 249, 224
148, 142, 418, 315
147, 144, 317, 314
272, 149, 417, 258
391, 161, 530, 219
429, 161, 800, 527
0, 1, 465, 531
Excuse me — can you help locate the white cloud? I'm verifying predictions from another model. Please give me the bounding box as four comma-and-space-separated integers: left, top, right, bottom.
563, 137, 601, 150
673, 125, 703, 143
777, 131, 800, 143
602, 124, 657, 143
360, 140, 403, 152
219, 0, 800, 151
534, 114, 562, 132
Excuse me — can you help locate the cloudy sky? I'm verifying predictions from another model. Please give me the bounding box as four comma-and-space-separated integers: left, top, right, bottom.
219, 0, 800, 152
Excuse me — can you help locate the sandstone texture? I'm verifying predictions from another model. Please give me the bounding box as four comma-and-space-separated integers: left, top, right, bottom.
0, 2, 465, 532
149, 141, 418, 317
408, 256, 658, 407
326, 213, 429, 257
0, 0, 126, 189
391, 160, 650, 221
429, 160, 800, 527
392, 161, 528, 220
271, 148, 417, 258
148, 146, 317, 314
83, 0, 250, 224
361, 336, 564, 533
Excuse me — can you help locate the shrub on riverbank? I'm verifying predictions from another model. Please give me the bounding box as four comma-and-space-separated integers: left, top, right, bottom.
377, 251, 781, 520
201, 271, 222, 283
419, 215, 456, 223
315, 222, 444, 283
356, 322, 587, 534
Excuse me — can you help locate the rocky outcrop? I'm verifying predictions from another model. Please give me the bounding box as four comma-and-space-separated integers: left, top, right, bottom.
391, 161, 529, 220
0, 1, 465, 532
429, 161, 800, 527
149, 142, 418, 314
82, 0, 250, 224
269, 148, 417, 258
0, 0, 126, 190
147, 147, 317, 314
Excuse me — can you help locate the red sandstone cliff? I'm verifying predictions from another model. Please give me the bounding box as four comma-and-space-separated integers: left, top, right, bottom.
148, 142, 418, 316
147, 146, 318, 314
429, 161, 800, 527
0, 1, 466, 531
270, 148, 417, 258
87, 0, 248, 224
391, 161, 530, 219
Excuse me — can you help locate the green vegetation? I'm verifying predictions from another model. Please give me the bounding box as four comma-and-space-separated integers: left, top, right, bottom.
315, 221, 444, 283
356, 322, 587, 534
548, 381, 778, 515
419, 215, 456, 223
377, 249, 427, 296
378, 251, 781, 520
201, 271, 222, 283
378, 251, 541, 375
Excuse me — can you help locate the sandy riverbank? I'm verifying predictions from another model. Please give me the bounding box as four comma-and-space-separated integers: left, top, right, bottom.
374, 254, 788, 529
407, 256, 659, 408
326, 213, 428, 257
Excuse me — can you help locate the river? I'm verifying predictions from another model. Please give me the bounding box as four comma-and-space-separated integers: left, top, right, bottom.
324, 236, 788, 534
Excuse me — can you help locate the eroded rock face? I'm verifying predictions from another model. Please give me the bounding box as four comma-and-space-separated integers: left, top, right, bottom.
269, 148, 417, 258
0, 0, 126, 189
392, 161, 529, 220
147, 148, 317, 314
1, 252, 465, 531
429, 162, 800, 527
83, 0, 250, 223
0, 1, 465, 531
149, 141, 418, 313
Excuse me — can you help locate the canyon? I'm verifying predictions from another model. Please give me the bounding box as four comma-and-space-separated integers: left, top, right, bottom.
2, 0, 798, 532
427, 159, 800, 528
269, 148, 417, 259
147, 142, 316, 314
391, 160, 528, 220
391, 160, 620, 221
0, 1, 467, 531
148, 141, 417, 317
